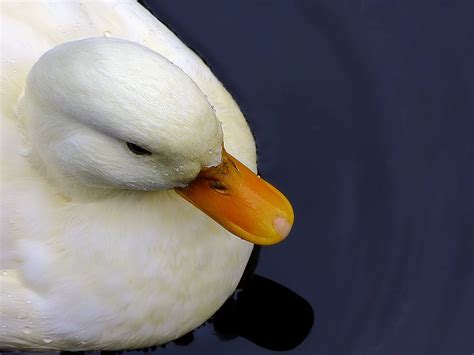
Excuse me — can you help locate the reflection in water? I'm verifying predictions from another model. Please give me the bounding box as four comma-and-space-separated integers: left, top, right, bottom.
212, 274, 314, 351
57, 247, 313, 354
211, 246, 314, 351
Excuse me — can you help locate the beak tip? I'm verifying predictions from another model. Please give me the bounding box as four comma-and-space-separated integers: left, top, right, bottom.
273, 216, 293, 240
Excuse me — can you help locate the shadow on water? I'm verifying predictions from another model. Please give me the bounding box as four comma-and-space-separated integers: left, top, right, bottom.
57, 247, 314, 354
212, 274, 314, 351
209, 246, 314, 351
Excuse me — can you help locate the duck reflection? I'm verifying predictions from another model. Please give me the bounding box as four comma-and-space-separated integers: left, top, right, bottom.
212, 274, 314, 351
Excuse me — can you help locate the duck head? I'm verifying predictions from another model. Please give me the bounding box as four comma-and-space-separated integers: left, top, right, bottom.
20, 37, 293, 245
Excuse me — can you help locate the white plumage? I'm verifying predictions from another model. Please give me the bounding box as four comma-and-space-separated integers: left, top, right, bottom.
1, 1, 258, 350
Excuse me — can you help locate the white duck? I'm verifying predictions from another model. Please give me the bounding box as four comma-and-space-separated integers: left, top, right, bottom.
0, 0, 293, 351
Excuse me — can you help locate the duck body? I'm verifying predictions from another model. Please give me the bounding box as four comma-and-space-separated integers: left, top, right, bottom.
0, 1, 258, 350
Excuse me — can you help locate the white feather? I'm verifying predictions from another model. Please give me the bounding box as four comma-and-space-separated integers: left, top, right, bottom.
0, 1, 256, 350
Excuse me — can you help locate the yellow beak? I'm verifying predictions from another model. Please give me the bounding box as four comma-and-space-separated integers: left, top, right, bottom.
175, 148, 294, 245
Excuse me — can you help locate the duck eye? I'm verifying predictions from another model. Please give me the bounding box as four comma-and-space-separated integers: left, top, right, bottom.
126, 142, 152, 155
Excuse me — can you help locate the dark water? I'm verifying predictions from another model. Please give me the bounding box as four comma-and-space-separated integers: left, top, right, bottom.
66, 1, 473, 354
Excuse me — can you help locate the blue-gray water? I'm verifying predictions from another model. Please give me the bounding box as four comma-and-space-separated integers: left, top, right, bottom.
61, 1, 474, 354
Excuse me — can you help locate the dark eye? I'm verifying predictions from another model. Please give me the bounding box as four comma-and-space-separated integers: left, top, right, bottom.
126, 142, 152, 155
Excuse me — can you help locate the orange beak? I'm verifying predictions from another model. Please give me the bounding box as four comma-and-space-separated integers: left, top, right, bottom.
175, 148, 294, 245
